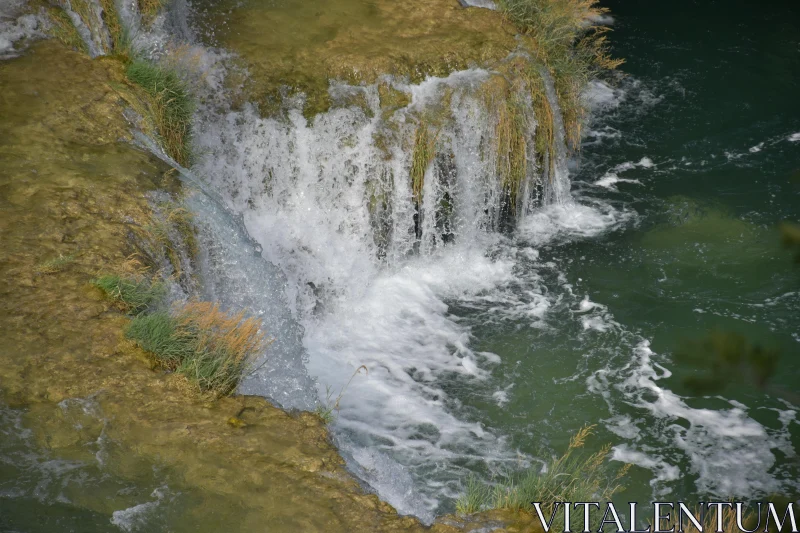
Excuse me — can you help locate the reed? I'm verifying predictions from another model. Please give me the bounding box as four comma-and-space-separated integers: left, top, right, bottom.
456, 425, 629, 527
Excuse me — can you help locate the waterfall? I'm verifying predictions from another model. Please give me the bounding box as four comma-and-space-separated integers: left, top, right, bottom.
36, 0, 579, 517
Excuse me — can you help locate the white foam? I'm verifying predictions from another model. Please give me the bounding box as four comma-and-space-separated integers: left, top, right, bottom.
601, 341, 799, 498
583, 80, 624, 110
749, 142, 764, 153
110, 488, 167, 532
587, 13, 615, 25
0, 2, 41, 60
788, 133, 800, 142
592, 157, 653, 189
517, 200, 634, 245
459, 0, 497, 9
594, 174, 642, 189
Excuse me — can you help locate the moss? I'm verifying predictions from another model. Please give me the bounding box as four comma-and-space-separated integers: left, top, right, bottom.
377, 82, 411, 119
125, 60, 194, 165
93, 274, 166, 315
126, 302, 268, 396
198, 0, 518, 119
331, 89, 374, 118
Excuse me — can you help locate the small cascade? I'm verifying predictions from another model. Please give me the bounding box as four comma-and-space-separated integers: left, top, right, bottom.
56, 0, 113, 57
132, 132, 318, 411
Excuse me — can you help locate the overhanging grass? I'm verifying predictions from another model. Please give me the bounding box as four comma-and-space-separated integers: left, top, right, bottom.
93, 274, 165, 315
410, 122, 437, 208
497, 0, 623, 151
126, 60, 194, 166
126, 302, 268, 396
456, 425, 629, 528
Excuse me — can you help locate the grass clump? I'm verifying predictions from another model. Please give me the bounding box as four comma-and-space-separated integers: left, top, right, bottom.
410, 122, 438, 208
125, 60, 194, 166
34, 254, 76, 275
126, 302, 268, 396
456, 425, 628, 526
314, 365, 367, 424
98, 0, 126, 54
498, 0, 623, 150
93, 274, 165, 315
455, 475, 490, 515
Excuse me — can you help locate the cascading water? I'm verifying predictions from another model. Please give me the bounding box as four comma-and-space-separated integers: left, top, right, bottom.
191, 68, 560, 517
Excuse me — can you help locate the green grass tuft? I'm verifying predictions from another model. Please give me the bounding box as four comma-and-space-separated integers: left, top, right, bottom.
34, 254, 76, 275
126, 302, 268, 396
93, 274, 165, 315
456, 425, 629, 527
455, 474, 490, 515
126, 60, 194, 166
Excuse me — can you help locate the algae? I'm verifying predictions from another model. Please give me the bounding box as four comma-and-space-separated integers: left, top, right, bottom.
194, 0, 518, 118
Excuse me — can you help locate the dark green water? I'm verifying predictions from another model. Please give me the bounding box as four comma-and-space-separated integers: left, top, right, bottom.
454, 0, 800, 506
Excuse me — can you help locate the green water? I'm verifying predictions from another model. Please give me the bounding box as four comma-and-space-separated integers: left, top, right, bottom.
452, 0, 800, 505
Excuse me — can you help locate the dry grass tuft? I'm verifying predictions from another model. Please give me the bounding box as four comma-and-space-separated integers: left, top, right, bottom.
137, 0, 165, 25
499, 0, 623, 151
126, 301, 270, 396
